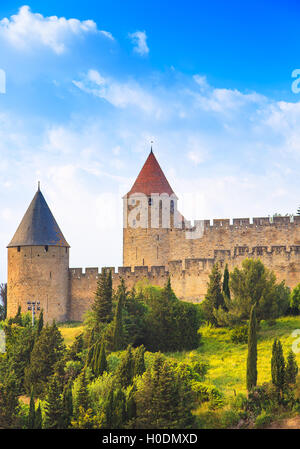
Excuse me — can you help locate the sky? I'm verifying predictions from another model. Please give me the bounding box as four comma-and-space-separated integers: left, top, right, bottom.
1, 1, 300, 281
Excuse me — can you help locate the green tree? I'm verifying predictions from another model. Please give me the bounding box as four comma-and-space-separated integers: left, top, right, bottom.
27, 388, 35, 429
0, 374, 20, 428
34, 403, 43, 429
290, 284, 300, 315
44, 375, 65, 429
116, 345, 134, 388
222, 264, 230, 300
76, 369, 89, 413
62, 380, 73, 428
271, 338, 286, 397
202, 263, 225, 325
97, 342, 107, 376
92, 268, 113, 325
285, 350, 298, 385
247, 304, 257, 392
112, 280, 126, 351
135, 354, 194, 429
134, 345, 146, 377
215, 259, 287, 326
24, 322, 65, 396
36, 310, 44, 336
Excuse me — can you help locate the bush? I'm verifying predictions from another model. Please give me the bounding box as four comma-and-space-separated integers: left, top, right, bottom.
230, 393, 248, 411
254, 410, 272, 428
220, 409, 241, 428
231, 325, 248, 344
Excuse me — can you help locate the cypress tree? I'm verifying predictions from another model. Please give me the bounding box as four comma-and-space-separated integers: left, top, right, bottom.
222, 264, 230, 300
91, 341, 100, 375
77, 369, 89, 413
116, 345, 134, 388
62, 380, 73, 428
126, 384, 137, 423
104, 388, 114, 429
112, 280, 125, 351
271, 338, 286, 396
36, 310, 44, 336
34, 403, 43, 429
27, 388, 35, 429
247, 303, 257, 392
285, 350, 298, 385
24, 322, 65, 396
92, 268, 113, 324
44, 375, 65, 429
97, 341, 107, 376
134, 345, 146, 377
203, 263, 225, 325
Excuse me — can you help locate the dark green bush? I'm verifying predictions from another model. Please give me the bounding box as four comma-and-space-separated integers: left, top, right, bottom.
231, 325, 248, 344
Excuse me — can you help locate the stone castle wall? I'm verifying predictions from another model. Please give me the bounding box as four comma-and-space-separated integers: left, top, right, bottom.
7, 245, 70, 322
8, 216, 300, 323
69, 242, 300, 322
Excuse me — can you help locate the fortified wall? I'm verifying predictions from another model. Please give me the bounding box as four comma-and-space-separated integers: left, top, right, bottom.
70, 215, 300, 321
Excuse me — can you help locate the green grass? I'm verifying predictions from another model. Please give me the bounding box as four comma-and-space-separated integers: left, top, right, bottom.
169, 316, 300, 398
58, 322, 84, 346
58, 316, 300, 397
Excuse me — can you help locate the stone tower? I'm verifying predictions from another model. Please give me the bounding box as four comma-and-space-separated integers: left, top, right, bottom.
123, 149, 181, 268
7, 186, 70, 323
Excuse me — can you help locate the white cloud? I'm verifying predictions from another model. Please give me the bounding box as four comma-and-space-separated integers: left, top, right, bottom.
73, 69, 161, 115
129, 30, 149, 56
99, 30, 114, 41
0, 5, 105, 54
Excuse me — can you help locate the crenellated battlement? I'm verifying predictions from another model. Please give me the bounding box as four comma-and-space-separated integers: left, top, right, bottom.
183, 215, 299, 232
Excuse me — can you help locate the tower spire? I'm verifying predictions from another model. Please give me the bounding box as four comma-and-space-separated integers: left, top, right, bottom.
127, 149, 176, 197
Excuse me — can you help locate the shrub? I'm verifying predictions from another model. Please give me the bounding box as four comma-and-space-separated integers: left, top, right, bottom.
230, 393, 248, 411
231, 325, 248, 344
220, 409, 241, 428
254, 410, 272, 428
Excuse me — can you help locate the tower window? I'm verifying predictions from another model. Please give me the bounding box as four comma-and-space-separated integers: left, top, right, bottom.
148, 197, 152, 206
45, 245, 48, 252
17, 246, 20, 252
170, 200, 174, 213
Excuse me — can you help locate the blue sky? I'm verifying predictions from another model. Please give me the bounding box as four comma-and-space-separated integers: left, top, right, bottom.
1, 1, 300, 282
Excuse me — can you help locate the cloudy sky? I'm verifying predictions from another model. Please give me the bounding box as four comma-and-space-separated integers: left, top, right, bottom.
1, 1, 300, 281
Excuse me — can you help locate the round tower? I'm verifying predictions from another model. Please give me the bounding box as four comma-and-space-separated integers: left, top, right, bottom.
123, 149, 182, 269
7, 186, 70, 323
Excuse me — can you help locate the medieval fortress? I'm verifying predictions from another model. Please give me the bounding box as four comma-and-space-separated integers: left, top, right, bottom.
6, 150, 300, 322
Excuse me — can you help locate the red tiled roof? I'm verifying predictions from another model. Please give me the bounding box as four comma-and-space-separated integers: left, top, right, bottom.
127, 150, 175, 196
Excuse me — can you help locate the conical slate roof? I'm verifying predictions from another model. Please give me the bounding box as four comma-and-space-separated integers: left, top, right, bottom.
127, 149, 176, 197
7, 188, 70, 248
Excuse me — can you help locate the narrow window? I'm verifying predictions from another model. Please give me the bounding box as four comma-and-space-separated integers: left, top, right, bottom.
148, 197, 152, 206
170, 200, 174, 213
17, 246, 20, 252
45, 245, 48, 252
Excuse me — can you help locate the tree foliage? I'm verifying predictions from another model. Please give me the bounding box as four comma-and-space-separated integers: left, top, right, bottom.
247, 304, 257, 391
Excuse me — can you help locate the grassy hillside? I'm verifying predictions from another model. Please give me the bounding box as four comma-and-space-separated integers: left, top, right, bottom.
59, 316, 300, 398
169, 317, 300, 397
58, 322, 84, 347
